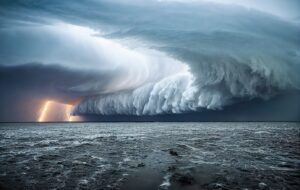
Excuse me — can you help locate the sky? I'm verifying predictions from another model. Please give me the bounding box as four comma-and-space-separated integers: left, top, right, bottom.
0, 0, 299, 122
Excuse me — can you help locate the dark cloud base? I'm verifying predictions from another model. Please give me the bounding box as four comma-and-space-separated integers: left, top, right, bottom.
0, 64, 111, 122
1, 63, 299, 122
79, 90, 300, 122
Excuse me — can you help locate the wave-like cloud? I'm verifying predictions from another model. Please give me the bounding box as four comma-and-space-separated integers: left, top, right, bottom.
0, 0, 299, 118
74, 55, 300, 115
72, 1, 300, 115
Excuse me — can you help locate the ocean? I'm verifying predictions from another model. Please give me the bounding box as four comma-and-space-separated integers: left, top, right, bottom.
0, 122, 299, 190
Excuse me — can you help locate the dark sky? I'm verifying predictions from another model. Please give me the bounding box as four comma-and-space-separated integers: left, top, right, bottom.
0, 0, 299, 122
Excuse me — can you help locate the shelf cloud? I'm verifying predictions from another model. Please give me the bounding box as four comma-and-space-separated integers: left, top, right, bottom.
0, 0, 299, 121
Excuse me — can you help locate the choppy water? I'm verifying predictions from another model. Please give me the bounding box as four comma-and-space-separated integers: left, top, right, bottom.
0, 122, 299, 190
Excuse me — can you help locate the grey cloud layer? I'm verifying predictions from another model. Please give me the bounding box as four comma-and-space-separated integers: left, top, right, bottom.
0, 0, 299, 118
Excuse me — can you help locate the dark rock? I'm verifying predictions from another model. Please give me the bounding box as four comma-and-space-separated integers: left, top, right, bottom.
171, 172, 195, 186
52, 171, 60, 177
169, 149, 178, 156
137, 163, 145, 167
168, 165, 177, 172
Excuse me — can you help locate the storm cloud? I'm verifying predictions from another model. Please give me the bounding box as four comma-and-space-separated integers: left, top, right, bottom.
0, 0, 299, 121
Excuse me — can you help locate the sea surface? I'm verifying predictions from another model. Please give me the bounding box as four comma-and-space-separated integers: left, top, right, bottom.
0, 122, 299, 190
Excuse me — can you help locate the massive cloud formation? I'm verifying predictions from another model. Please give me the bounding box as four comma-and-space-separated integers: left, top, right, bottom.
72, 0, 300, 115
0, 0, 299, 120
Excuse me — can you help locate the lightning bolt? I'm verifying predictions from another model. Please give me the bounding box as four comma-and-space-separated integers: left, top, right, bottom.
38, 101, 51, 122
